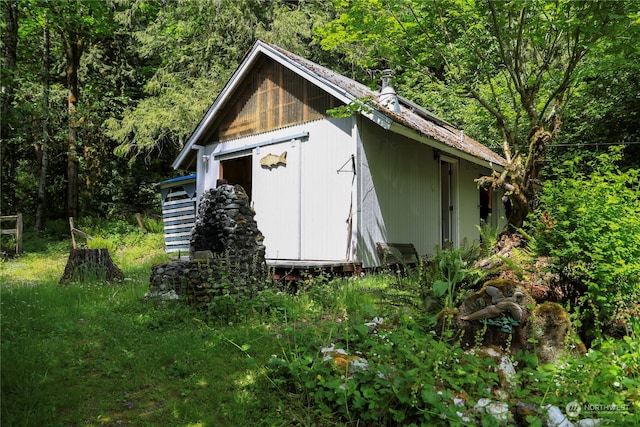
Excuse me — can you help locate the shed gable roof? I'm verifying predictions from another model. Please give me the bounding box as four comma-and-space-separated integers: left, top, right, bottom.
173, 40, 505, 170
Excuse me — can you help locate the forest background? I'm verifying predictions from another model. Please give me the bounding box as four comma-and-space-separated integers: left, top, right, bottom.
1, 0, 639, 227
2, 2, 640, 425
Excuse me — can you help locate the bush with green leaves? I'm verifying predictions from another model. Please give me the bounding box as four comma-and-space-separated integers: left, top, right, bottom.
514, 320, 640, 425
374, 243, 485, 328
267, 308, 502, 426
266, 279, 640, 426
530, 146, 640, 342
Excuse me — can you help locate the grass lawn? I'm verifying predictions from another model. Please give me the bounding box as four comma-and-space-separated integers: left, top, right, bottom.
1, 230, 290, 426
2, 225, 639, 426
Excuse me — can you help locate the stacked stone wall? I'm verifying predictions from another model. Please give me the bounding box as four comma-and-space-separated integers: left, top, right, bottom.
148, 184, 268, 308
190, 184, 266, 278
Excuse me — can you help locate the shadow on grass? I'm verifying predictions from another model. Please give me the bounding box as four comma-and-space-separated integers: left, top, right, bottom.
1, 278, 284, 426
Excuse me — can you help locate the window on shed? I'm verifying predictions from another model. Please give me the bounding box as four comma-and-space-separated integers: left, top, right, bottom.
217, 58, 339, 141
479, 185, 493, 223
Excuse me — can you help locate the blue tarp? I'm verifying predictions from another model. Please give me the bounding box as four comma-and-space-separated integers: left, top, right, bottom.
159, 174, 196, 186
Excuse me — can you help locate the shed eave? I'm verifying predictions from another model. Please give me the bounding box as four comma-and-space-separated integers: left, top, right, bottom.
388, 121, 505, 171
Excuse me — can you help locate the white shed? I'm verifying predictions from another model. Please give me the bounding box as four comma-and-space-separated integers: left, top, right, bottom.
172, 40, 506, 269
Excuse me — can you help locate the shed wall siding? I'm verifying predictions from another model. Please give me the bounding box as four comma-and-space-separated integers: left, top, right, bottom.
458, 161, 506, 235
198, 119, 354, 262
299, 118, 355, 261
253, 138, 302, 259
458, 159, 486, 245
356, 120, 500, 267
357, 119, 440, 267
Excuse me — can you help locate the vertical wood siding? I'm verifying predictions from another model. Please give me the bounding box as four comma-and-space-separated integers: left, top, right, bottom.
217, 58, 338, 141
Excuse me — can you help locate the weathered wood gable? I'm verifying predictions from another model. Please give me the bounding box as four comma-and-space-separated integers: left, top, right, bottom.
213, 57, 341, 141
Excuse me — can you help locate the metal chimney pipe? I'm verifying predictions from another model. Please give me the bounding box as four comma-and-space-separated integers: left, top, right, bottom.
379, 69, 401, 113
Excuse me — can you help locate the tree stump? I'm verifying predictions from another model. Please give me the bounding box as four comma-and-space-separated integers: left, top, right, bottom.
59, 248, 124, 284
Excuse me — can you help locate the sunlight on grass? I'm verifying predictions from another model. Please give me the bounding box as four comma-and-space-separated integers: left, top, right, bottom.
0, 253, 67, 284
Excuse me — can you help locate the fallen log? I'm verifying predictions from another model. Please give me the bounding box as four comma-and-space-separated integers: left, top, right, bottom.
59, 248, 124, 284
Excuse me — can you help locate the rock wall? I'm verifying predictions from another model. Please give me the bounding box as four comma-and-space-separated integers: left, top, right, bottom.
190, 184, 266, 277
148, 184, 268, 308
147, 259, 265, 309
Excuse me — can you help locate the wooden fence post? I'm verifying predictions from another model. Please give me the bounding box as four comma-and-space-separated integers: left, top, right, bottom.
0, 213, 23, 255
68, 217, 93, 249
70, 217, 77, 249
15, 213, 22, 254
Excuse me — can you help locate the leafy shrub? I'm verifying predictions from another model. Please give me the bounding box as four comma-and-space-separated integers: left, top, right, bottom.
143, 217, 165, 234
266, 277, 639, 426
514, 319, 640, 425
41, 218, 73, 241
267, 308, 501, 426
530, 147, 640, 342
375, 244, 485, 328
432, 247, 469, 310
78, 217, 139, 238
476, 214, 500, 257
0, 234, 18, 254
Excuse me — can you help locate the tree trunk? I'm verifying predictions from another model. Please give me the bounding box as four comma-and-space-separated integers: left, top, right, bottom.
59, 248, 124, 284
1, 1, 18, 214
478, 124, 556, 232
65, 37, 83, 219
35, 19, 50, 231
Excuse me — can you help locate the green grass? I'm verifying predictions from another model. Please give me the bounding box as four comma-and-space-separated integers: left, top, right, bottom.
1, 228, 285, 426
1, 282, 283, 426
1, 225, 639, 426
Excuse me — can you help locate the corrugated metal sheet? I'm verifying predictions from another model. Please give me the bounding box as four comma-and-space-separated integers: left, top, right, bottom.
249, 119, 355, 261
299, 118, 354, 261
252, 138, 302, 260
356, 120, 440, 267
356, 118, 506, 267
159, 176, 197, 255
